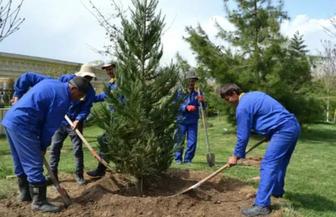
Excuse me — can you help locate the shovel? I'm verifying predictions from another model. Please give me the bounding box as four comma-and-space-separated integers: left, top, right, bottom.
197, 88, 215, 167
43, 156, 72, 207
173, 138, 267, 196
64, 115, 114, 172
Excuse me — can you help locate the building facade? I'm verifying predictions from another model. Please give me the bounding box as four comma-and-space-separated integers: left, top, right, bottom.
0, 52, 107, 104
0, 52, 108, 135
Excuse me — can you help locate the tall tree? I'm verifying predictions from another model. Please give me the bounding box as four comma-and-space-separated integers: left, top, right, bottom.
92, 0, 179, 192
313, 16, 336, 122
315, 41, 336, 122
186, 0, 321, 123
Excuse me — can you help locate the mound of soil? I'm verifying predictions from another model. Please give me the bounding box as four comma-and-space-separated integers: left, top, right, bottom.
0, 169, 282, 217
238, 156, 262, 167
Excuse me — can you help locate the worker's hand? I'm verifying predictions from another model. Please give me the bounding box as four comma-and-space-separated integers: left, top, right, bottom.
196, 95, 205, 102
71, 120, 80, 130
10, 96, 19, 105
227, 155, 238, 166
186, 105, 196, 112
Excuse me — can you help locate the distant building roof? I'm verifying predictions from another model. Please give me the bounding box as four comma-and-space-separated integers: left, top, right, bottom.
0, 51, 81, 66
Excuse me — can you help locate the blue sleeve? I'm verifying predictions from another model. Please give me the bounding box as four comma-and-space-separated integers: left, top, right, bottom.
58, 74, 74, 83
234, 107, 253, 158
13, 72, 51, 98
94, 92, 107, 102
175, 91, 188, 112
179, 99, 189, 112
75, 87, 95, 121
94, 82, 117, 103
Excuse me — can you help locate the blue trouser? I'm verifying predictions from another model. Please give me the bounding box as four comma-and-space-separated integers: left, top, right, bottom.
4, 127, 45, 184
175, 123, 198, 162
255, 118, 301, 207
49, 124, 84, 175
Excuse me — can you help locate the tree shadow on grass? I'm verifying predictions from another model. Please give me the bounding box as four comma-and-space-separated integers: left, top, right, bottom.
300, 127, 336, 144
286, 191, 336, 212
0, 150, 11, 155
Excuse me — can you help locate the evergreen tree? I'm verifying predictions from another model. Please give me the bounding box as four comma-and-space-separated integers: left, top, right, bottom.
289, 31, 308, 55
93, 0, 179, 192
185, 0, 322, 123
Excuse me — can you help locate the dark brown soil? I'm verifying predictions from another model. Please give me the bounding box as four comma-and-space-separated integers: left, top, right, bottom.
238, 156, 262, 166
0, 169, 283, 217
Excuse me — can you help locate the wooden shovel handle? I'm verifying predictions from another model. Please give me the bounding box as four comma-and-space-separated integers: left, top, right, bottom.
64, 115, 114, 172
173, 138, 267, 196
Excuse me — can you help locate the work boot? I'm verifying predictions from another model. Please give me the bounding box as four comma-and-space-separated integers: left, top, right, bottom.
86, 163, 106, 178
29, 184, 61, 213
74, 173, 86, 185
241, 205, 271, 217
17, 175, 32, 202
45, 170, 58, 186
272, 193, 283, 198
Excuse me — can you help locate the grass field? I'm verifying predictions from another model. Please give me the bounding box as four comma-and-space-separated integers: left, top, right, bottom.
0, 117, 335, 217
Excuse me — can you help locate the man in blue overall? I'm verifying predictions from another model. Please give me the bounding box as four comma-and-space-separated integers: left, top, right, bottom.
87, 61, 117, 178
48, 64, 96, 185
219, 83, 301, 217
2, 77, 89, 213
11, 64, 96, 185
94, 61, 117, 102
175, 71, 204, 164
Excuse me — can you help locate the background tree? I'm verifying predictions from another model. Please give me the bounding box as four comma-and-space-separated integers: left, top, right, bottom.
0, 0, 25, 42
92, 0, 179, 192
311, 16, 336, 122
185, 0, 322, 123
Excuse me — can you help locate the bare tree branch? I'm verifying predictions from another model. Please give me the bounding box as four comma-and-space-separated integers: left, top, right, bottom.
81, 0, 126, 56
0, 0, 25, 42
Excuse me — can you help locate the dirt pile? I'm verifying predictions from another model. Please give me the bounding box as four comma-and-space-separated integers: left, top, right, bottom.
238, 156, 262, 166
0, 169, 282, 217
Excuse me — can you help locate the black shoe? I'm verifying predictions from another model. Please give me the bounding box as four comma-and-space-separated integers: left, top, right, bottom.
29, 184, 61, 213
45, 171, 58, 186
74, 173, 86, 185
17, 175, 32, 202
241, 205, 271, 217
86, 163, 106, 178
272, 193, 283, 198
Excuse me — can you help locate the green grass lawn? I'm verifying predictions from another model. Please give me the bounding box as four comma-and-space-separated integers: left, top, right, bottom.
0, 118, 336, 217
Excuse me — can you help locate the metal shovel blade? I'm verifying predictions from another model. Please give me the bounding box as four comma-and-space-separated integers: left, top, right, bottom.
206, 153, 215, 167
43, 156, 71, 207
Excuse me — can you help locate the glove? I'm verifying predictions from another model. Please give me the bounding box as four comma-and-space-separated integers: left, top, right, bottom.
196, 95, 205, 102
186, 105, 196, 112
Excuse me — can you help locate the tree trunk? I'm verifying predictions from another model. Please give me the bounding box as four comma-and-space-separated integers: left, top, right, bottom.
136, 176, 144, 195
326, 94, 330, 122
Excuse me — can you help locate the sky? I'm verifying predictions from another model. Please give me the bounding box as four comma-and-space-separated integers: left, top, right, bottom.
0, 0, 335, 66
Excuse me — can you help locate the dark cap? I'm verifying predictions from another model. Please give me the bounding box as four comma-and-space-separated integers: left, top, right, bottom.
219, 83, 241, 98
69, 76, 90, 94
